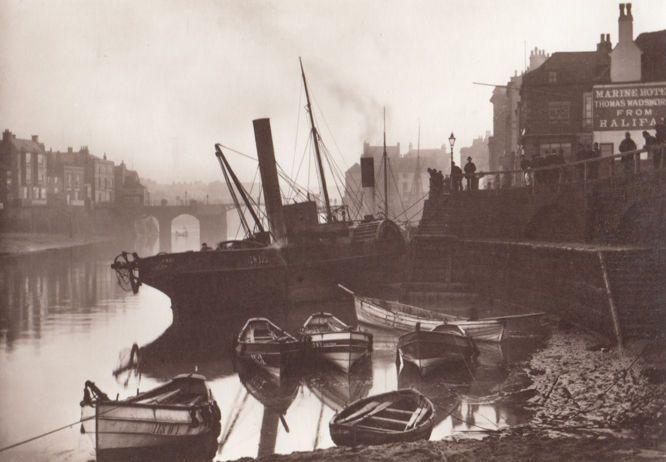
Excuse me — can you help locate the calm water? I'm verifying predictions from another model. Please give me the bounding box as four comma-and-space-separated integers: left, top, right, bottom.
0, 231, 545, 461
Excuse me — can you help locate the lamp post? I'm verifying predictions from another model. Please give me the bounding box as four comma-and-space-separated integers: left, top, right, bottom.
448, 132, 456, 191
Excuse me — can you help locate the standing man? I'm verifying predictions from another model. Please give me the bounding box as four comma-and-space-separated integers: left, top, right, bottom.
451, 162, 463, 192
656, 124, 666, 170
464, 157, 477, 191
589, 142, 601, 180
619, 131, 637, 175
642, 130, 658, 170
520, 154, 531, 186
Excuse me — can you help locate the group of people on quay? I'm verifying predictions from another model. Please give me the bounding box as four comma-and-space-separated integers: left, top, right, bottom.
428, 157, 479, 196
429, 125, 665, 196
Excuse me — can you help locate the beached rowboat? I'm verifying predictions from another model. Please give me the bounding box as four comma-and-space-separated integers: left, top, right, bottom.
235, 318, 302, 378
329, 389, 435, 446
299, 312, 372, 372
398, 324, 478, 376
339, 285, 506, 342
79, 374, 220, 459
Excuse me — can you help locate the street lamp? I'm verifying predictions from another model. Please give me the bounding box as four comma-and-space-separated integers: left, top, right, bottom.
448, 132, 456, 191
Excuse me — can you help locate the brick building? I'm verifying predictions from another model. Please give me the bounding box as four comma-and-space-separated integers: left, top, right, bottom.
519, 3, 666, 160
0, 130, 48, 207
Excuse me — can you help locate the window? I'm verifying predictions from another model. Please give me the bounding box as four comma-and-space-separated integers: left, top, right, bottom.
548, 101, 571, 125
540, 142, 573, 160
548, 71, 557, 84
600, 143, 614, 157
582, 93, 593, 129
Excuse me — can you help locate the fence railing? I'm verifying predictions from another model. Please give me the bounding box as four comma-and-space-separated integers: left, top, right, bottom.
456, 142, 666, 194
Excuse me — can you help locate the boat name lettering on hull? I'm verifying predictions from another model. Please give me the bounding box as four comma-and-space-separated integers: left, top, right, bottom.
248, 255, 270, 266
153, 422, 180, 436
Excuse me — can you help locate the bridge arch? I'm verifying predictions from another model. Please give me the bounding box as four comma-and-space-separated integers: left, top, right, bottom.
524, 203, 583, 242
171, 213, 201, 252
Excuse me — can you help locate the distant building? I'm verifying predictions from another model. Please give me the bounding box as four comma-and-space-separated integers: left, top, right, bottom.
344, 141, 449, 222
489, 48, 548, 172
460, 132, 491, 172
90, 154, 115, 204
114, 161, 149, 206
0, 130, 47, 207
47, 146, 93, 206
460, 133, 491, 187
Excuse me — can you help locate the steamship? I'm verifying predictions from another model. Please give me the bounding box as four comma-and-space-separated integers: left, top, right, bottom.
112, 60, 405, 322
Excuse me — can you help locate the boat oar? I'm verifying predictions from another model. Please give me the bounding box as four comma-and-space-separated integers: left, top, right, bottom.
279, 414, 290, 433
479, 312, 545, 321
344, 400, 394, 426
337, 401, 379, 424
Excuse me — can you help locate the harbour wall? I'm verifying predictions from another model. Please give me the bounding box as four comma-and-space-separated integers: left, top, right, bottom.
409, 169, 666, 341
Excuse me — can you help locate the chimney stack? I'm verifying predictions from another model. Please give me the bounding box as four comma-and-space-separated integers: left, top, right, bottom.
597, 33, 612, 53
31, 135, 39, 143
611, 3, 641, 82
618, 3, 634, 44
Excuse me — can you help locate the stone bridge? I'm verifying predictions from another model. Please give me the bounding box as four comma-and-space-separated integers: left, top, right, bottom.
131, 203, 235, 252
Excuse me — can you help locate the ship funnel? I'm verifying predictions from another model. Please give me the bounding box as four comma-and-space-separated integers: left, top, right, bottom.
253, 118, 287, 243
361, 156, 376, 217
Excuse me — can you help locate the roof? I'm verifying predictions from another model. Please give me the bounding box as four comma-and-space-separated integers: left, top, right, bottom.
522, 51, 610, 86
636, 29, 666, 81
10, 137, 45, 154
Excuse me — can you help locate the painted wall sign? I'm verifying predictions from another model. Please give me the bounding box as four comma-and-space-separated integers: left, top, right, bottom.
593, 82, 666, 131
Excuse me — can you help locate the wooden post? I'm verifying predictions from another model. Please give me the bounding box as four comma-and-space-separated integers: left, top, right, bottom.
598, 251, 623, 354
610, 158, 615, 187
583, 160, 588, 193
634, 151, 640, 174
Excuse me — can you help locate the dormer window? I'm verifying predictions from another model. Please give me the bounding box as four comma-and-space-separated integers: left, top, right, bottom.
548, 71, 557, 84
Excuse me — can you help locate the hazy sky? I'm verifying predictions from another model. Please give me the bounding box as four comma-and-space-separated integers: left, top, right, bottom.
1, 0, 665, 189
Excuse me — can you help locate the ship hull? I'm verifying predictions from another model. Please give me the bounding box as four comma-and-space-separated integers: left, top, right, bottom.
135, 246, 403, 325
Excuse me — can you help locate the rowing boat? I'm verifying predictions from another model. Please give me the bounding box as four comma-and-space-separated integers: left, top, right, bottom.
398, 324, 478, 376
234, 318, 302, 378
329, 389, 435, 446
339, 285, 506, 342
80, 374, 220, 459
299, 312, 372, 372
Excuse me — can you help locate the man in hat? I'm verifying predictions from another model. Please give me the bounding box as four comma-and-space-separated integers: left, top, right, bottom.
464, 157, 477, 191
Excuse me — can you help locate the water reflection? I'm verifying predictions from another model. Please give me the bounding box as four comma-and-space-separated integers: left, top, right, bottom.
0, 244, 546, 462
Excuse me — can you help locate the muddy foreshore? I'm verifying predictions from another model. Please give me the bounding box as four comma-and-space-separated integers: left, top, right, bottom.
229, 323, 666, 461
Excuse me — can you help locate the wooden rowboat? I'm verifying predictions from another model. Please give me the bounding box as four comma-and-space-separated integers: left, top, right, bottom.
398, 324, 478, 376
329, 389, 435, 446
80, 374, 221, 459
299, 312, 373, 372
235, 317, 302, 379
339, 284, 506, 342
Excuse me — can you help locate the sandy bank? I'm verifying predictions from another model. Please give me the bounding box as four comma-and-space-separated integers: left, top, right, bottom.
230, 428, 664, 461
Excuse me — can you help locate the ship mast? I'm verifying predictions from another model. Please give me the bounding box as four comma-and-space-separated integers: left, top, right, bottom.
299, 57, 333, 223
383, 107, 388, 218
